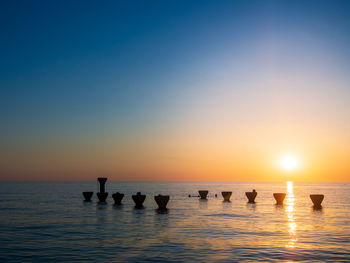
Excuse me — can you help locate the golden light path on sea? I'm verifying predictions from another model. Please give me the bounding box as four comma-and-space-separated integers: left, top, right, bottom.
286, 181, 297, 248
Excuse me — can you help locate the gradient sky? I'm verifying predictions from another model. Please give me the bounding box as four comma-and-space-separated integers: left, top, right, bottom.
1, 0, 350, 181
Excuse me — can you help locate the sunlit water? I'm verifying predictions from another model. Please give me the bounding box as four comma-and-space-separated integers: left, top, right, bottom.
0, 182, 349, 262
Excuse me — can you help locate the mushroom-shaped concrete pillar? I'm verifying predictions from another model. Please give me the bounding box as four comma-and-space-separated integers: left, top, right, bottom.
273, 193, 286, 205
198, 190, 209, 199
112, 192, 124, 205
221, 191, 232, 202
154, 194, 170, 210
97, 177, 108, 202
97, 192, 108, 202
83, 191, 93, 201
132, 192, 146, 208
245, 189, 257, 203
310, 194, 324, 208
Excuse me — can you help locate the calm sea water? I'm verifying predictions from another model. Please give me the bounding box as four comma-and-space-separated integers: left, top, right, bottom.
0, 182, 349, 262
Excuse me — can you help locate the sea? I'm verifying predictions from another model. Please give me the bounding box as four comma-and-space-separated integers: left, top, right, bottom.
0, 181, 349, 262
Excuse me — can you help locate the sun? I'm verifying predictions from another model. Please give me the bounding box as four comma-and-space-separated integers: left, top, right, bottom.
279, 155, 300, 172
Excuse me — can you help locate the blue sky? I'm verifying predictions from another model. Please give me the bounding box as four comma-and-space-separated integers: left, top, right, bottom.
1, 0, 350, 180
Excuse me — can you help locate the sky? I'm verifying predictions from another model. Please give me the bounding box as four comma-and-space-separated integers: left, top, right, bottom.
1, 0, 350, 182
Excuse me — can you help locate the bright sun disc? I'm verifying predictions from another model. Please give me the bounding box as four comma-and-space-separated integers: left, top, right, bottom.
280, 155, 299, 171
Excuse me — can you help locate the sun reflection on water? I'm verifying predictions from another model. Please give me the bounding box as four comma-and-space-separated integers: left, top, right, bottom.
286, 181, 297, 248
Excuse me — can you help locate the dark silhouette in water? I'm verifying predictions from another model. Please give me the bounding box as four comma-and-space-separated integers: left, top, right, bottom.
132, 192, 146, 208
97, 177, 108, 202
97, 193, 108, 202
198, 190, 208, 199
245, 189, 257, 203
221, 191, 232, 202
83, 191, 93, 201
310, 194, 324, 209
154, 194, 170, 210
273, 193, 286, 205
112, 192, 124, 205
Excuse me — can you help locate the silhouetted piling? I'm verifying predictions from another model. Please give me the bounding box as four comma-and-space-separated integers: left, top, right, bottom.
97, 177, 108, 202
132, 192, 146, 208
221, 191, 232, 202
97, 192, 108, 202
112, 192, 124, 205
245, 189, 257, 203
273, 193, 286, 205
310, 194, 324, 209
97, 177, 107, 192
83, 191, 93, 201
198, 190, 208, 199
154, 194, 170, 210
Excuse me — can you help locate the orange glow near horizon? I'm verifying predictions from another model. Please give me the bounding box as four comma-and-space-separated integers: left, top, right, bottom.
1, 133, 349, 181
1, 81, 350, 182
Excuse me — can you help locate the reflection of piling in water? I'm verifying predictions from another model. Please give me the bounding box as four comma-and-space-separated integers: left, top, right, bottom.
221, 191, 232, 202
310, 194, 324, 208
112, 192, 124, 205
273, 193, 286, 205
83, 191, 93, 201
132, 192, 146, 208
97, 177, 108, 202
198, 190, 208, 199
245, 189, 257, 203
154, 194, 170, 210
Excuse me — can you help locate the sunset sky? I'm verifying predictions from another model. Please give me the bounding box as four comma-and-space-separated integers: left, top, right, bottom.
1, 0, 350, 181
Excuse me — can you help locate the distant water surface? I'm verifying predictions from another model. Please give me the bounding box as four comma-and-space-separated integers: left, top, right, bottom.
0, 182, 349, 262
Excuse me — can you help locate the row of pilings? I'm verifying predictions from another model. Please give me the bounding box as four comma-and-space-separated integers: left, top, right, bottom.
196, 189, 324, 208
83, 178, 325, 209
83, 178, 169, 209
